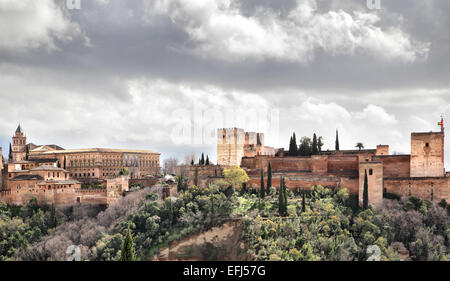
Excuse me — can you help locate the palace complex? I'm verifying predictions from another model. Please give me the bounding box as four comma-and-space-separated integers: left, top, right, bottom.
0, 125, 160, 206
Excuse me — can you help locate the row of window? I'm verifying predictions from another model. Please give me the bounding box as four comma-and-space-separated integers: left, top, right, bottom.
69, 159, 158, 167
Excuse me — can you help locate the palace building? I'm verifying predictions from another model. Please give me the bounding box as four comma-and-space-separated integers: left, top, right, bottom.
0, 125, 161, 206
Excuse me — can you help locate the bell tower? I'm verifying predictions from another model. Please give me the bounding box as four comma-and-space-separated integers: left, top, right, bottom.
11, 124, 27, 162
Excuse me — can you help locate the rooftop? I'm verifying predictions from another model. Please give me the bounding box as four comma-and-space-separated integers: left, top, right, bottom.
30, 165, 66, 171
12, 174, 44, 181
36, 148, 160, 155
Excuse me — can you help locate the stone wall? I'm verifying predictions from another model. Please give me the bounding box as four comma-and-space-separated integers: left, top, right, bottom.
384, 177, 450, 203
359, 162, 384, 208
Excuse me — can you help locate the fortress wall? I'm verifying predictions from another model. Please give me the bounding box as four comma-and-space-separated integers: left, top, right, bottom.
246, 173, 358, 195
384, 177, 450, 203
327, 156, 359, 174
373, 155, 411, 178
77, 189, 108, 205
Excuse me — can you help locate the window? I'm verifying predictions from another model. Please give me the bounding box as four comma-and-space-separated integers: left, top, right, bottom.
369, 169, 373, 175
426, 142, 430, 147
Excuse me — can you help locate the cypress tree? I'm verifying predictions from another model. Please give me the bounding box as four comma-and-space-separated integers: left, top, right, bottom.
335, 130, 340, 151
194, 168, 199, 186
282, 179, 288, 216
201, 153, 205, 165
363, 169, 369, 210
292, 133, 297, 156
205, 155, 210, 165
191, 159, 194, 166
260, 169, 265, 198
301, 192, 306, 213
8, 143, 12, 161
289, 136, 294, 156
267, 162, 272, 193
312, 133, 318, 155
278, 177, 284, 215
49, 203, 58, 228
63, 156, 67, 170
120, 225, 136, 261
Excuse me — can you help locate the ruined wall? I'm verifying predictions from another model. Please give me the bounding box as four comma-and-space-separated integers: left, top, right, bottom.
410, 132, 445, 177
359, 162, 384, 208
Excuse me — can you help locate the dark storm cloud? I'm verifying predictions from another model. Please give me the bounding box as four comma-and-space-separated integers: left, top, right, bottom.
0, 0, 449, 166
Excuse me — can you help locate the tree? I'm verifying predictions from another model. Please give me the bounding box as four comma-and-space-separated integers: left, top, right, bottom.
8, 143, 12, 161
176, 175, 186, 192
267, 162, 272, 191
191, 159, 194, 166
318, 136, 324, 152
289, 132, 298, 156
301, 193, 306, 213
278, 177, 287, 216
200, 153, 205, 165
298, 137, 312, 156
335, 130, 340, 151
205, 155, 210, 165
223, 165, 249, 191
363, 169, 369, 210
63, 156, 67, 170
49, 203, 58, 229
163, 157, 179, 175
260, 169, 265, 198
120, 225, 136, 261
119, 168, 130, 176
194, 168, 199, 186
312, 133, 318, 155
356, 142, 364, 151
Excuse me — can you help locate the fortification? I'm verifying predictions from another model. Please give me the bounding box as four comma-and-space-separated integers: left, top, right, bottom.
217, 128, 275, 166
359, 161, 383, 208
219, 119, 450, 206
410, 132, 445, 177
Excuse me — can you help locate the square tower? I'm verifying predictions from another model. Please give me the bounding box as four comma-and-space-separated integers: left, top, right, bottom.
359, 161, 384, 208
410, 132, 444, 177
217, 128, 245, 166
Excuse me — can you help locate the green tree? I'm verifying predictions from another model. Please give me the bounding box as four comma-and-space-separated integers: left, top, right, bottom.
279, 177, 287, 216
176, 175, 186, 192
8, 142, 12, 161
363, 169, 369, 210
48, 203, 58, 229
298, 137, 312, 156
289, 133, 298, 156
200, 153, 205, 165
356, 142, 364, 151
194, 168, 199, 186
335, 130, 340, 151
223, 165, 249, 191
318, 136, 324, 152
267, 162, 272, 191
120, 225, 136, 261
312, 133, 318, 155
191, 159, 194, 166
301, 193, 306, 213
119, 168, 130, 176
63, 156, 67, 170
205, 155, 210, 165
260, 169, 265, 198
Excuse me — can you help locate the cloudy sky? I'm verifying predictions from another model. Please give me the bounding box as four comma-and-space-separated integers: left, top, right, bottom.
1, 0, 450, 167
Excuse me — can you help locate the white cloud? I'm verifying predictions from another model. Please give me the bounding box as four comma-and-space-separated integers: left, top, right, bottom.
0, 0, 85, 52
145, 0, 429, 63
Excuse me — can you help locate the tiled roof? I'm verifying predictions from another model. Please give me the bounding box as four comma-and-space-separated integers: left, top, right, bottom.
12, 174, 44, 181
37, 148, 160, 155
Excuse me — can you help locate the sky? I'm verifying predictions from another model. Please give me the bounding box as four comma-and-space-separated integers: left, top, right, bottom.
1, 0, 450, 167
